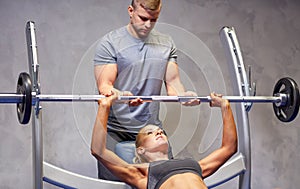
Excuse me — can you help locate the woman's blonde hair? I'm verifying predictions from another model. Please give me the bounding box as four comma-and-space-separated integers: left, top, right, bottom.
133, 150, 148, 163
133, 124, 160, 163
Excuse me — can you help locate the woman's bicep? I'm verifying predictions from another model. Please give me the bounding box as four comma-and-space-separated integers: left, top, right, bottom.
98, 150, 147, 187
199, 147, 233, 178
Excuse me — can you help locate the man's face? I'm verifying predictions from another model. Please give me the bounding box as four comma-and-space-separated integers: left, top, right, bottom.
128, 4, 161, 39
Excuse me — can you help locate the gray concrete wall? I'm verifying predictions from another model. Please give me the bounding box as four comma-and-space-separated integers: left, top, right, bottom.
0, 0, 299, 188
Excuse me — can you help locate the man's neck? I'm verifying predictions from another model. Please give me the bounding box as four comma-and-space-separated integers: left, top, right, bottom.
126, 24, 147, 40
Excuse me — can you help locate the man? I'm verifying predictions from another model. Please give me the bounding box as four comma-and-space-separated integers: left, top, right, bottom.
94, 0, 199, 181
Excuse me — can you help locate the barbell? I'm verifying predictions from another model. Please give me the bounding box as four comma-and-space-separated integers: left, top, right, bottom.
0, 72, 299, 124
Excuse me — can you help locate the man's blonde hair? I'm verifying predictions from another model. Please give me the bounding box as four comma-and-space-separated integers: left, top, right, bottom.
131, 0, 161, 11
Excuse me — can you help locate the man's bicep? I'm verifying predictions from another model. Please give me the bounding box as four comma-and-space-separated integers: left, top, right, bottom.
165, 61, 180, 81
94, 64, 117, 94
164, 61, 185, 95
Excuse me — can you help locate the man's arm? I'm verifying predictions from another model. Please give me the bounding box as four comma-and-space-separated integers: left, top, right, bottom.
165, 61, 200, 106
94, 64, 117, 95
94, 64, 143, 105
199, 93, 238, 178
164, 61, 185, 95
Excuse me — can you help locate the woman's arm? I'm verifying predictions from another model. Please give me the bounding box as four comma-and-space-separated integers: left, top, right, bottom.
90, 93, 147, 186
199, 93, 238, 178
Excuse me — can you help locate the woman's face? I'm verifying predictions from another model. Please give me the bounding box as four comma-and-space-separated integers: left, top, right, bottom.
136, 125, 169, 153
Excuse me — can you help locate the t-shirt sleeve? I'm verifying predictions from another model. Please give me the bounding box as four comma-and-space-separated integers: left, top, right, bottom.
169, 37, 178, 63
94, 34, 117, 66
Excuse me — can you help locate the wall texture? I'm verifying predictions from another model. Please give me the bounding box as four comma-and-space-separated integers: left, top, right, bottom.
0, 0, 299, 188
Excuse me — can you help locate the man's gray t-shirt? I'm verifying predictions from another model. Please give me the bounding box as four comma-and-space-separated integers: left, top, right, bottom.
94, 26, 177, 135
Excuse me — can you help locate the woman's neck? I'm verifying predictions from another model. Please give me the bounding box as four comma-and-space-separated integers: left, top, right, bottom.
145, 151, 169, 162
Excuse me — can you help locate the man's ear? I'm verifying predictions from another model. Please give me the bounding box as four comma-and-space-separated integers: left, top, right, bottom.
128, 5, 134, 18
137, 147, 145, 154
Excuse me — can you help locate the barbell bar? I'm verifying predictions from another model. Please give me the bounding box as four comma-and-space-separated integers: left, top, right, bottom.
0, 93, 286, 104
1, 72, 299, 124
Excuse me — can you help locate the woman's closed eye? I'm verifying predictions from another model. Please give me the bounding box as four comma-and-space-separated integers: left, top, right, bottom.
147, 131, 153, 135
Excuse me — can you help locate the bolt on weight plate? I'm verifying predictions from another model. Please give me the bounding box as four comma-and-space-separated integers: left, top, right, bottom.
273, 77, 300, 122
16, 72, 32, 124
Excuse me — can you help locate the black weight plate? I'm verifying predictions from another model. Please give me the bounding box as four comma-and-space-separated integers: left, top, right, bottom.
273, 77, 300, 122
16, 72, 32, 124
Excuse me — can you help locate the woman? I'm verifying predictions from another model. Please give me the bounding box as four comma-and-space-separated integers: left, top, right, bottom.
91, 92, 237, 189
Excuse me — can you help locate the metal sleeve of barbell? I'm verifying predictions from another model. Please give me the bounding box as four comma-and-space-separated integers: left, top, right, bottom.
222, 96, 282, 103
0, 93, 23, 103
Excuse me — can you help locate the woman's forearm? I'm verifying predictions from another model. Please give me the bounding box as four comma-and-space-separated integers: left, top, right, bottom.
221, 101, 237, 153
91, 101, 110, 158
199, 99, 238, 178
